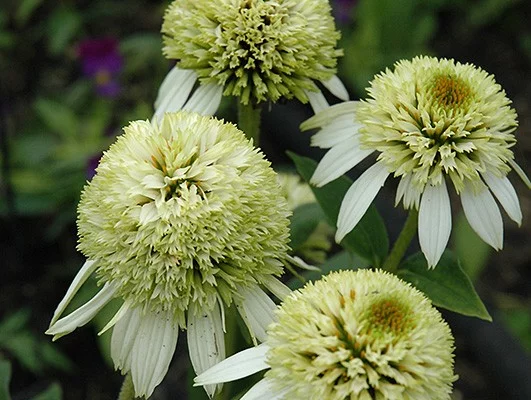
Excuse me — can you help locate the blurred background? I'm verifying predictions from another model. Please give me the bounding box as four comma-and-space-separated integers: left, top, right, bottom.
0, 0, 530, 399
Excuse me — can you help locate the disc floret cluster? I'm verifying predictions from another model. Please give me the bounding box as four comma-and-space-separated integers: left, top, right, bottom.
162, 0, 343, 105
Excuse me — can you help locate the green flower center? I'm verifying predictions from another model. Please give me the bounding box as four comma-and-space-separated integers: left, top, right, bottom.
430, 74, 472, 110
366, 298, 413, 338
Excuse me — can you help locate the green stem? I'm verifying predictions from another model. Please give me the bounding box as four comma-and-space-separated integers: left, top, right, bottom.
237, 102, 262, 144
382, 209, 419, 273
117, 374, 136, 400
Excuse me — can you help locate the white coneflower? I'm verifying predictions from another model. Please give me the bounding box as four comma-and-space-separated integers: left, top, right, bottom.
46, 111, 294, 398
195, 269, 457, 399
154, 0, 349, 120
301, 56, 526, 268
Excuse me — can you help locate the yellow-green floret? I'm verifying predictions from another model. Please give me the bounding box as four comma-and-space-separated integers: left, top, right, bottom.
162, 0, 342, 105
357, 56, 518, 194
77, 111, 291, 327
265, 269, 457, 399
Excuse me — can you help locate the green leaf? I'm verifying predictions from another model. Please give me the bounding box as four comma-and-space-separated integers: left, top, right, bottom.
46, 7, 82, 55
0, 359, 12, 400
30, 383, 62, 400
288, 152, 388, 266
16, 0, 44, 26
452, 212, 491, 281
289, 203, 325, 251
34, 98, 79, 139
397, 251, 492, 321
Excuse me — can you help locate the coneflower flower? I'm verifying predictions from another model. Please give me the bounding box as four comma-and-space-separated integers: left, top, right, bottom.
301, 56, 526, 267
196, 269, 457, 399
46, 111, 293, 398
154, 0, 348, 119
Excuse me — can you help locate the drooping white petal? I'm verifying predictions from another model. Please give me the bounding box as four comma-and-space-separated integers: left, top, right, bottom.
482, 171, 522, 225
300, 101, 359, 131
260, 276, 292, 301
241, 377, 289, 400
461, 182, 504, 250
304, 89, 329, 113
320, 75, 349, 101
130, 309, 179, 398
310, 114, 360, 149
235, 285, 277, 344
310, 137, 373, 187
187, 301, 226, 398
111, 306, 143, 373
46, 282, 117, 340
194, 343, 270, 386
98, 300, 131, 336
154, 67, 197, 121
183, 83, 223, 116
508, 158, 531, 189
418, 180, 452, 268
336, 162, 390, 243
50, 260, 98, 325
287, 255, 320, 271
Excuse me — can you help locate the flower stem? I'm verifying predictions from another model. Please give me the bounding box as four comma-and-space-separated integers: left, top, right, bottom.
382, 209, 418, 273
237, 102, 262, 144
117, 374, 136, 400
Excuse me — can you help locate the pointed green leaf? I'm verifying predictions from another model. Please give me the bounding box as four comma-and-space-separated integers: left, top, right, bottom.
288, 151, 388, 266
289, 203, 326, 251
397, 250, 491, 321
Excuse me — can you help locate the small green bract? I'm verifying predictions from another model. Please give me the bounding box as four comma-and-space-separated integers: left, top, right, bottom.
162, 0, 342, 105
77, 111, 291, 327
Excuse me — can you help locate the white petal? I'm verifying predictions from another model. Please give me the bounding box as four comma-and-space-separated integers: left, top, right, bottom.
154, 67, 197, 120
418, 181, 452, 268
98, 301, 131, 336
50, 260, 98, 325
130, 309, 179, 398
310, 114, 360, 149
304, 89, 329, 113
235, 285, 277, 344
194, 343, 270, 386
260, 276, 292, 301
508, 158, 531, 189
46, 282, 117, 340
482, 172, 522, 225
241, 378, 289, 400
461, 182, 504, 250
395, 174, 421, 210
187, 301, 226, 398
310, 138, 373, 187
287, 255, 320, 272
320, 75, 349, 101
300, 101, 359, 131
183, 83, 223, 116
336, 162, 389, 242
111, 306, 143, 373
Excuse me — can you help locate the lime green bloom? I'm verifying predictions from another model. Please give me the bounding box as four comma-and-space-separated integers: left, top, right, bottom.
196, 269, 457, 399
155, 0, 348, 119
302, 56, 526, 268
46, 111, 293, 398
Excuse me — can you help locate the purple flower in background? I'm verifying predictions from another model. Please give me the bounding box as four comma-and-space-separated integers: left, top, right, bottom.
78, 37, 123, 97
332, 0, 357, 24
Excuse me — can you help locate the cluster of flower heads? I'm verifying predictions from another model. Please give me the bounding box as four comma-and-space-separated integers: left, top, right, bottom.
196, 269, 457, 400
302, 56, 526, 267
154, 0, 349, 119
46, 0, 530, 397
47, 112, 293, 398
